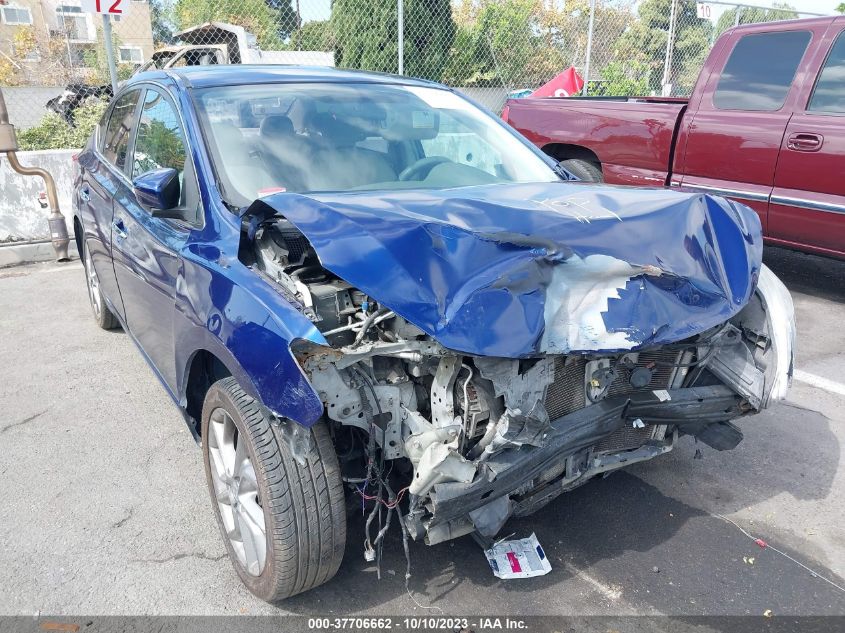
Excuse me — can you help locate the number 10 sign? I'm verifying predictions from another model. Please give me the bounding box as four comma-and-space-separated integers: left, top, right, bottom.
80, 0, 128, 15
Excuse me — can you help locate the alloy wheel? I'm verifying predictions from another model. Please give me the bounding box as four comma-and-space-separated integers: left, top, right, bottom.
207, 407, 267, 576
84, 245, 102, 319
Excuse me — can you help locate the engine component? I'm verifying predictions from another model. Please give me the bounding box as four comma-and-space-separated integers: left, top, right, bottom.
630, 366, 653, 389
308, 280, 355, 334
254, 216, 780, 557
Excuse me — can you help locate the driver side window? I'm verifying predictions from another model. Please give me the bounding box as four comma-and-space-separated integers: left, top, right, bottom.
131, 89, 188, 188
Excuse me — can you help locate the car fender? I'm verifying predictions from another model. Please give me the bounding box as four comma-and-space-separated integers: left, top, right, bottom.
174, 244, 327, 427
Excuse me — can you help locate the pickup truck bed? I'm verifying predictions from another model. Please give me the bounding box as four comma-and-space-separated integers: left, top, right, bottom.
506, 98, 687, 187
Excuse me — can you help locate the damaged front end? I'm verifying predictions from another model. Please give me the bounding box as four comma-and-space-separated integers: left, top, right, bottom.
241, 185, 795, 547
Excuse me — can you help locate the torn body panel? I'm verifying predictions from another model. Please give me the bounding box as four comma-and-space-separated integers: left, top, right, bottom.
248, 181, 763, 357
240, 182, 792, 547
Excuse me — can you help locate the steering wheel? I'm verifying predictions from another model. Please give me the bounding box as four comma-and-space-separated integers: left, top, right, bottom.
398, 156, 452, 182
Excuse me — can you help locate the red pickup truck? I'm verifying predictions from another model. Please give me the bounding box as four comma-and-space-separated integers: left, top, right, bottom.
505, 16, 845, 259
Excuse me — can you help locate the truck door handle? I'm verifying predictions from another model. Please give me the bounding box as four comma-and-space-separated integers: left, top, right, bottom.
787, 133, 823, 152
79, 186, 90, 202
112, 219, 128, 240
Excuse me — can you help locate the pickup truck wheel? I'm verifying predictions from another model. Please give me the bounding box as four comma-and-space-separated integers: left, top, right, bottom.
201, 377, 346, 602
82, 240, 119, 330
559, 158, 604, 183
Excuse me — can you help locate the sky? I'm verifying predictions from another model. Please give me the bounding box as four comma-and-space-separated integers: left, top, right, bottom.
782, 0, 838, 13
297, 0, 839, 24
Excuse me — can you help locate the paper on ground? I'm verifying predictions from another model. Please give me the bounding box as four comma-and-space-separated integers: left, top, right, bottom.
484, 533, 552, 579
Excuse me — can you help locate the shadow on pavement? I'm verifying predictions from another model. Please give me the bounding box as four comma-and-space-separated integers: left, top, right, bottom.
764, 246, 845, 303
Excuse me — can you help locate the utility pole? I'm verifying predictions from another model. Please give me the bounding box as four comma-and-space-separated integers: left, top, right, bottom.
662, 0, 678, 96
582, 0, 596, 96
101, 14, 119, 93
295, 0, 301, 51
398, 0, 404, 75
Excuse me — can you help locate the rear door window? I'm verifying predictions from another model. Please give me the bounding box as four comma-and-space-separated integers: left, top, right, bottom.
714, 31, 811, 111
102, 90, 141, 171
808, 30, 845, 113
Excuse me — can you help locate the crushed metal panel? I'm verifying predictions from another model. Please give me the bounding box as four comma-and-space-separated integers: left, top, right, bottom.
250, 181, 763, 357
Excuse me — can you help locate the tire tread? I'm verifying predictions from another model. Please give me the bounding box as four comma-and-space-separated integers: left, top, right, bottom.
201, 377, 346, 602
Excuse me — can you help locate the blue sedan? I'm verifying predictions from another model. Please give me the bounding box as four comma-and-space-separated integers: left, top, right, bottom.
73, 65, 795, 601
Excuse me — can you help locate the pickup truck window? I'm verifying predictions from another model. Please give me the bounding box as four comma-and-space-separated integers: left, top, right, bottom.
714, 31, 811, 112
808, 30, 845, 114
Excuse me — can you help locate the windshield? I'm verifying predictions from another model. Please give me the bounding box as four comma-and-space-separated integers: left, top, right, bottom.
192, 82, 558, 206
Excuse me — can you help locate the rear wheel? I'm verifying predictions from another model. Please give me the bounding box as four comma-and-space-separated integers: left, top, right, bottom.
201, 377, 346, 602
559, 158, 604, 183
82, 239, 119, 330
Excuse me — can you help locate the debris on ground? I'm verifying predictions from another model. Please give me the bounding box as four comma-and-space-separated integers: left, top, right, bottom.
485, 533, 552, 579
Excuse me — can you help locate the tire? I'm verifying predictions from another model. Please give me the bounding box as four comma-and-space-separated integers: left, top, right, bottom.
201, 377, 346, 602
82, 238, 120, 330
559, 158, 604, 183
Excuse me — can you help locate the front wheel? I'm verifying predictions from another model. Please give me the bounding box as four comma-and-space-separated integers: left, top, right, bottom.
201, 377, 347, 602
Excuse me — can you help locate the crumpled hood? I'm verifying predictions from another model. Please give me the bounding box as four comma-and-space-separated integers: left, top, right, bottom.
250, 182, 763, 357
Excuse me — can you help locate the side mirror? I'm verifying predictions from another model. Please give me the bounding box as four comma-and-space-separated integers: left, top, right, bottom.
133, 168, 185, 219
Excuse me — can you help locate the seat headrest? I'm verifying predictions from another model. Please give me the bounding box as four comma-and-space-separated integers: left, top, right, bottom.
214, 123, 246, 150
260, 114, 295, 140
308, 111, 365, 147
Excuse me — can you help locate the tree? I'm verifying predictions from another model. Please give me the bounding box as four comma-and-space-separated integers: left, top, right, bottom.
82, 27, 135, 83
615, 0, 713, 95
266, 0, 299, 40
174, 0, 289, 49
149, 0, 176, 46
294, 20, 333, 51
0, 25, 84, 86
715, 3, 799, 36
838, 3, 845, 14
442, 0, 634, 90
332, 0, 455, 81
591, 60, 650, 96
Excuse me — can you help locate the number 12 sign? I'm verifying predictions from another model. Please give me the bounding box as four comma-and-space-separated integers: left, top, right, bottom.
80, 0, 127, 15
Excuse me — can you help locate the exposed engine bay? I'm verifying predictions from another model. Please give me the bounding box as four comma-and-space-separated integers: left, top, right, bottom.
245, 215, 794, 556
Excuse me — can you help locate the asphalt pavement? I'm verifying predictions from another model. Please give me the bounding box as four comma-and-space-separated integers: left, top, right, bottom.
0, 246, 844, 618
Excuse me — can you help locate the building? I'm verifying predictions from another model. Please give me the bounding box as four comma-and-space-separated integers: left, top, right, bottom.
0, 0, 155, 84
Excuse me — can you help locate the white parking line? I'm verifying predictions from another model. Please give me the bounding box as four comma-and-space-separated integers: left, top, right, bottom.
794, 369, 845, 397
562, 562, 623, 601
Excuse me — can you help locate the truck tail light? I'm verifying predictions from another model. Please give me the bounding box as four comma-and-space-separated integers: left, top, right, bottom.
501, 104, 510, 122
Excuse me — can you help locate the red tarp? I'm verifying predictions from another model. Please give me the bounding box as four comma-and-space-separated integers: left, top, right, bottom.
531, 67, 585, 98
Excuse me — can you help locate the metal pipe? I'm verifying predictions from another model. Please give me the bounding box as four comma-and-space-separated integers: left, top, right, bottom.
102, 15, 119, 94
661, 0, 678, 96
397, 0, 404, 75
582, 0, 596, 96
0, 89, 71, 261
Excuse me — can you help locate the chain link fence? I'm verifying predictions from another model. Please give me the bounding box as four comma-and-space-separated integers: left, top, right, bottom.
0, 0, 831, 137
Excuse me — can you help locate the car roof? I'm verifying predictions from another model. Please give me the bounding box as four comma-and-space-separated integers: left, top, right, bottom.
728, 15, 842, 35
126, 64, 442, 90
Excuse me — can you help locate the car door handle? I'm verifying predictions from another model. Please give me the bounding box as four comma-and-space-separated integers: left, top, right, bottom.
112, 219, 128, 240
79, 186, 90, 202
787, 133, 823, 152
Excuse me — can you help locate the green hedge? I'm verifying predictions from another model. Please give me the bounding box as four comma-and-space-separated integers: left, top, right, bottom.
16, 100, 108, 151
